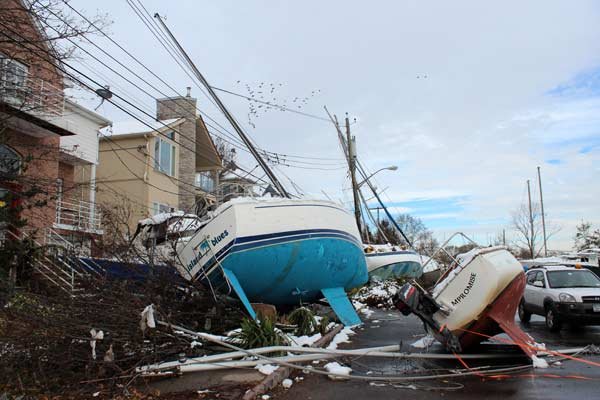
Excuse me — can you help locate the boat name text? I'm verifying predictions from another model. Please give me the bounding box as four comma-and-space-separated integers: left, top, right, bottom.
451, 273, 477, 306
212, 230, 229, 246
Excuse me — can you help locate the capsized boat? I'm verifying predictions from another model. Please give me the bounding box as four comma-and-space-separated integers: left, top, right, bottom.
364, 244, 423, 281
394, 246, 538, 359
174, 197, 369, 326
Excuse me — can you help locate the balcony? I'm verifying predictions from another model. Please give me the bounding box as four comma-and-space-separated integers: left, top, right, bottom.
0, 77, 65, 116
54, 198, 102, 235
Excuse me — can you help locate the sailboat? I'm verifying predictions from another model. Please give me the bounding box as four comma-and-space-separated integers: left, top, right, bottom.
175, 197, 367, 326
152, 18, 367, 326
364, 244, 423, 281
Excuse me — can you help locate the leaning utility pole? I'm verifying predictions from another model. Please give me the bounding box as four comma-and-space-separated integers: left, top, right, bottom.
537, 166, 548, 256
527, 179, 535, 258
345, 115, 362, 237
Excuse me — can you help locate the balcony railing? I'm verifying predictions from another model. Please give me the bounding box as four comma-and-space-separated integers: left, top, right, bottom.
0, 77, 65, 116
55, 198, 102, 234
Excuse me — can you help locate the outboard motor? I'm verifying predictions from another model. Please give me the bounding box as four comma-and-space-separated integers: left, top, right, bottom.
393, 282, 462, 352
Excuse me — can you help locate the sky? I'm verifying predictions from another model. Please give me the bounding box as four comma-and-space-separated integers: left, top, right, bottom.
68, 0, 600, 251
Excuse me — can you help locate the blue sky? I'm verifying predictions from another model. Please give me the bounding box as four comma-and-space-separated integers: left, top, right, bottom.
69, 0, 600, 250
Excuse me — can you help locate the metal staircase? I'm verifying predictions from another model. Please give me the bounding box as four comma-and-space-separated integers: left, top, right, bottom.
4, 228, 105, 294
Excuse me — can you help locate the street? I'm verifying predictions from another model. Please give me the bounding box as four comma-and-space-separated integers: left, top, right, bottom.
280, 309, 600, 400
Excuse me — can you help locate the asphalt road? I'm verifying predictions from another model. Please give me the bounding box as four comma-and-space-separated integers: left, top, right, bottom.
280, 309, 600, 400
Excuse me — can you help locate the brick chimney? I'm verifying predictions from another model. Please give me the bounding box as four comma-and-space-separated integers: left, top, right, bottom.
156, 88, 197, 212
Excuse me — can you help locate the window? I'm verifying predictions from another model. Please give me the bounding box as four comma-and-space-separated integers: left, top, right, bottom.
547, 270, 600, 289
536, 271, 546, 287
0, 145, 21, 176
152, 202, 174, 216
195, 171, 215, 192
154, 137, 176, 176
0, 54, 28, 102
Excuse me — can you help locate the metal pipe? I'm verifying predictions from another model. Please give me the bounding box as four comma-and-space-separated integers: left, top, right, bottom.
153, 322, 584, 382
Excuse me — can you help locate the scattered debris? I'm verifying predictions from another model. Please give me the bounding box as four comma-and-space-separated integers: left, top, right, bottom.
352, 280, 402, 308
282, 378, 293, 389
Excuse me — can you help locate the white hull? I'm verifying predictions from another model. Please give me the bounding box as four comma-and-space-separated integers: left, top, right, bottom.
431, 247, 524, 331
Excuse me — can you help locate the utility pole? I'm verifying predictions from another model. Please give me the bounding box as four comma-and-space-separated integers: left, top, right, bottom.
527, 179, 535, 258
346, 115, 362, 237
502, 229, 506, 247
537, 166, 548, 256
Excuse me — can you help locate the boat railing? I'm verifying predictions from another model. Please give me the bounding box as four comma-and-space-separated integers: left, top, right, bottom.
422, 232, 478, 272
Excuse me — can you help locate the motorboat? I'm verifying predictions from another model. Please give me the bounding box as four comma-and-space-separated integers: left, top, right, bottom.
394, 246, 538, 360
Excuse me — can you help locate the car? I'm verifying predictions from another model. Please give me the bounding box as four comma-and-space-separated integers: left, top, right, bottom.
519, 265, 600, 332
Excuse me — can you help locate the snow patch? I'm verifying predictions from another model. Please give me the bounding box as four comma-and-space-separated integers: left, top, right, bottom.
326, 327, 355, 350
324, 362, 352, 379
411, 335, 436, 349
288, 333, 322, 347
256, 364, 279, 375
531, 355, 549, 369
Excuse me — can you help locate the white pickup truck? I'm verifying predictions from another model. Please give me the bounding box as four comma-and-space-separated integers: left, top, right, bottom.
519, 265, 600, 331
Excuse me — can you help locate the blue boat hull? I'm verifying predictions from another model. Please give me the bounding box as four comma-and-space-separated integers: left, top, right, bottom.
368, 261, 423, 281
202, 236, 368, 305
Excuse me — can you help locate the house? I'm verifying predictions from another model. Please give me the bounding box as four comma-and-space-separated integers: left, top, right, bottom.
96, 90, 223, 233
0, 0, 111, 254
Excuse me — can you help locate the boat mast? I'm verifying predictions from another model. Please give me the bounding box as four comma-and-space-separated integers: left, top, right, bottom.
154, 14, 290, 198
537, 166, 548, 256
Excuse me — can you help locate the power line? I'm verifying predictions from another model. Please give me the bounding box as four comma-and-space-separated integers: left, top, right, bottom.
58, 0, 340, 167
211, 86, 331, 122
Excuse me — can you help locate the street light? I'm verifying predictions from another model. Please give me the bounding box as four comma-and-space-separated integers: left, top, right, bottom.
357, 165, 398, 188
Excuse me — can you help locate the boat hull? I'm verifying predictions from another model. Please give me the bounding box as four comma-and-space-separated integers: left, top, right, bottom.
366, 250, 423, 281
395, 247, 537, 358
176, 199, 368, 306
451, 272, 536, 358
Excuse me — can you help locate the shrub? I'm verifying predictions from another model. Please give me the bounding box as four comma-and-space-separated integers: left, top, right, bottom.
288, 307, 317, 336
235, 317, 288, 349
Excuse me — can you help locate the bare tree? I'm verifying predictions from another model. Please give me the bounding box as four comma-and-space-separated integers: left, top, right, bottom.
511, 201, 559, 259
